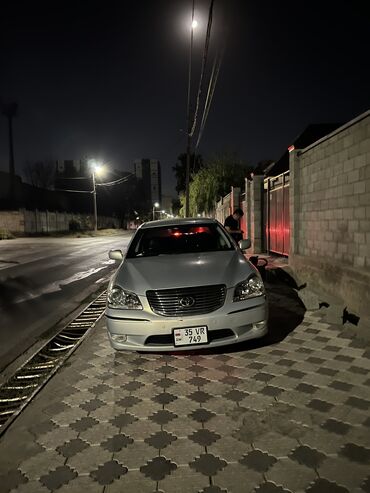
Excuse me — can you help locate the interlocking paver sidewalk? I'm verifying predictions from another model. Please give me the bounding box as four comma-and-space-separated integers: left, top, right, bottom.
1, 278, 370, 493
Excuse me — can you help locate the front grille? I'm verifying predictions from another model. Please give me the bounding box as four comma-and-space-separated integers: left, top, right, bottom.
146, 284, 226, 317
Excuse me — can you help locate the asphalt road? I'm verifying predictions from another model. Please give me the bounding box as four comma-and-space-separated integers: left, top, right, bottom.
0, 232, 133, 372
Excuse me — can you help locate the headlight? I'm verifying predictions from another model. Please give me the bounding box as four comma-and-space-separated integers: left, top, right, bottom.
233, 274, 265, 302
107, 286, 143, 310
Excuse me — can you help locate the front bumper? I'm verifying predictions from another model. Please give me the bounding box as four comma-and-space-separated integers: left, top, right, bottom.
105, 295, 268, 352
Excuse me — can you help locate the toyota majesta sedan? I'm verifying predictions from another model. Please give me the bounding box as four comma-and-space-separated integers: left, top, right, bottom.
106, 218, 268, 351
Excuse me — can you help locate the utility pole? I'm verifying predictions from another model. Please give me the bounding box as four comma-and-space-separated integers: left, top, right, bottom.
185, 0, 196, 217
92, 170, 98, 232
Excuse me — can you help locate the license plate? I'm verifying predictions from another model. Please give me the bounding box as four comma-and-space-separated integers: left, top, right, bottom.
173, 326, 208, 346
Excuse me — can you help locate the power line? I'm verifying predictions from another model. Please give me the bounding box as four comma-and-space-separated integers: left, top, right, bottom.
96, 173, 135, 187
195, 42, 225, 150
189, 0, 215, 138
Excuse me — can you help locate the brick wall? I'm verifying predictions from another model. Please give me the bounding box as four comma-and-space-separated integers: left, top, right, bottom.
289, 110, 370, 316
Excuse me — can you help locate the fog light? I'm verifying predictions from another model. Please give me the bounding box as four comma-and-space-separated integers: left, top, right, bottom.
112, 334, 127, 343
252, 321, 266, 330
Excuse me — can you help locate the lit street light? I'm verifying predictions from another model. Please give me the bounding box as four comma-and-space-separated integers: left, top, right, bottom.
152, 202, 160, 221
89, 159, 105, 232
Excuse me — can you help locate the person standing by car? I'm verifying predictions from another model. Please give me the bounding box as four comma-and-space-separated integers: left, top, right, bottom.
224, 208, 244, 242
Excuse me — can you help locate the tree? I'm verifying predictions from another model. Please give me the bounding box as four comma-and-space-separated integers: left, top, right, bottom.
23, 160, 56, 189
172, 153, 203, 194
180, 153, 252, 216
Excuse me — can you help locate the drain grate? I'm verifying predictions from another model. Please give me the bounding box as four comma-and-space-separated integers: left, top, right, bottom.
0, 290, 107, 435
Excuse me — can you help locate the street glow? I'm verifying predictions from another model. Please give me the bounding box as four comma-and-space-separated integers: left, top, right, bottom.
191, 19, 198, 29
154, 202, 160, 208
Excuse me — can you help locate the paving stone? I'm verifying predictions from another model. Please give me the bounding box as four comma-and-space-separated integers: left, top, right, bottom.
248, 362, 267, 370
79, 398, 105, 412
261, 385, 284, 397
90, 460, 128, 485
68, 445, 112, 474
127, 368, 147, 377
190, 453, 227, 476
339, 443, 370, 464
70, 416, 99, 432
239, 449, 277, 472
109, 413, 137, 428
0, 469, 28, 492
148, 409, 177, 425
199, 486, 227, 493
56, 474, 104, 493
116, 395, 142, 409
265, 458, 317, 491
307, 399, 334, 412
101, 433, 134, 452
316, 367, 338, 376
152, 392, 178, 405
36, 426, 78, 449
189, 429, 221, 447
40, 465, 77, 490
345, 396, 370, 410
285, 369, 306, 379
254, 481, 293, 493
289, 445, 326, 468
224, 388, 249, 402
19, 449, 65, 480
216, 462, 262, 493
188, 408, 215, 424
300, 429, 350, 455
276, 359, 296, 367
254, 373, 276, 383
89, 383, 112, 395
295, 383, 319, 394
318, 456, 370, 491
12, 480, 50, 493
79, 422, 118, 445
221, 375, 243, 386
187, 390, 212, 404
158, 465, 205, 493
43, 401, 71, 416
145, 430, 177, 449
329, 381, 353, 392
306, 478, 349, 493
348, 366, 369, 375
140, 456, 177, 481
321, 419, 351, 435
57, 438, 89, 458
187, 376, 211, 387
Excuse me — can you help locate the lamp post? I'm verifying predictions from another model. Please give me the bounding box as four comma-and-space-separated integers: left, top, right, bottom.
89, 160, 104, 232
185, 3, 197, 217
152, 202, 160, 221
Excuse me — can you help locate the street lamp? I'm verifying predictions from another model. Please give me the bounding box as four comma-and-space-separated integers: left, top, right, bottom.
185, 4, 197, 217
89, 159, 105, 232
152, 202, 160, 221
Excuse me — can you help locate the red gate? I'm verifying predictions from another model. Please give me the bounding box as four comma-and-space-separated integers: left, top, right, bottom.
265, 172, 290, 256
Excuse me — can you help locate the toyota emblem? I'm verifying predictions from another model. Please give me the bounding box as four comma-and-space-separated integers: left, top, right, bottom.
179, 296, 195, 308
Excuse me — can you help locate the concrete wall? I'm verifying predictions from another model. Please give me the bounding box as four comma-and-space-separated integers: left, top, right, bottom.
0, 209, 120, 234
289, 110, 370, 317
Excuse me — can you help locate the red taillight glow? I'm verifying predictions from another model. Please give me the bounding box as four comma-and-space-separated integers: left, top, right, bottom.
172, 231, 182, 237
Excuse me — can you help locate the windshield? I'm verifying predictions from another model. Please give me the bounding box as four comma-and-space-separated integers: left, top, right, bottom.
127, 223, 235, 258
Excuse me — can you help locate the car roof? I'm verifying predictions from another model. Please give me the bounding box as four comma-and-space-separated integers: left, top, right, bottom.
139, 217, 218, 229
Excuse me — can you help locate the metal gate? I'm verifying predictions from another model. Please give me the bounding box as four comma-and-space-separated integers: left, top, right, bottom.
265, 172, 290, 256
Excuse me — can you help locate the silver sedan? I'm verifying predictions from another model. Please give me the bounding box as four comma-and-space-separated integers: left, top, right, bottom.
106, 218, 268, 351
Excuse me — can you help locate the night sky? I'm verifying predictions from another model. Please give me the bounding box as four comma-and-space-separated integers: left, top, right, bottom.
1, 0, 369, 196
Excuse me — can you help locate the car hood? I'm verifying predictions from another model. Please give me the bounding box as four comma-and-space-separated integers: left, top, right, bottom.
114, 251, 255, 294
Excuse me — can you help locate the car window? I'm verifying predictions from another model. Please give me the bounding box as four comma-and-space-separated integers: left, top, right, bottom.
127, 224, 235, 258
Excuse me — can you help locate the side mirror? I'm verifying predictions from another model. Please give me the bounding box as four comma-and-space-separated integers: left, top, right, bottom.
109, 249, 123, 261
239, 239, 251, 251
